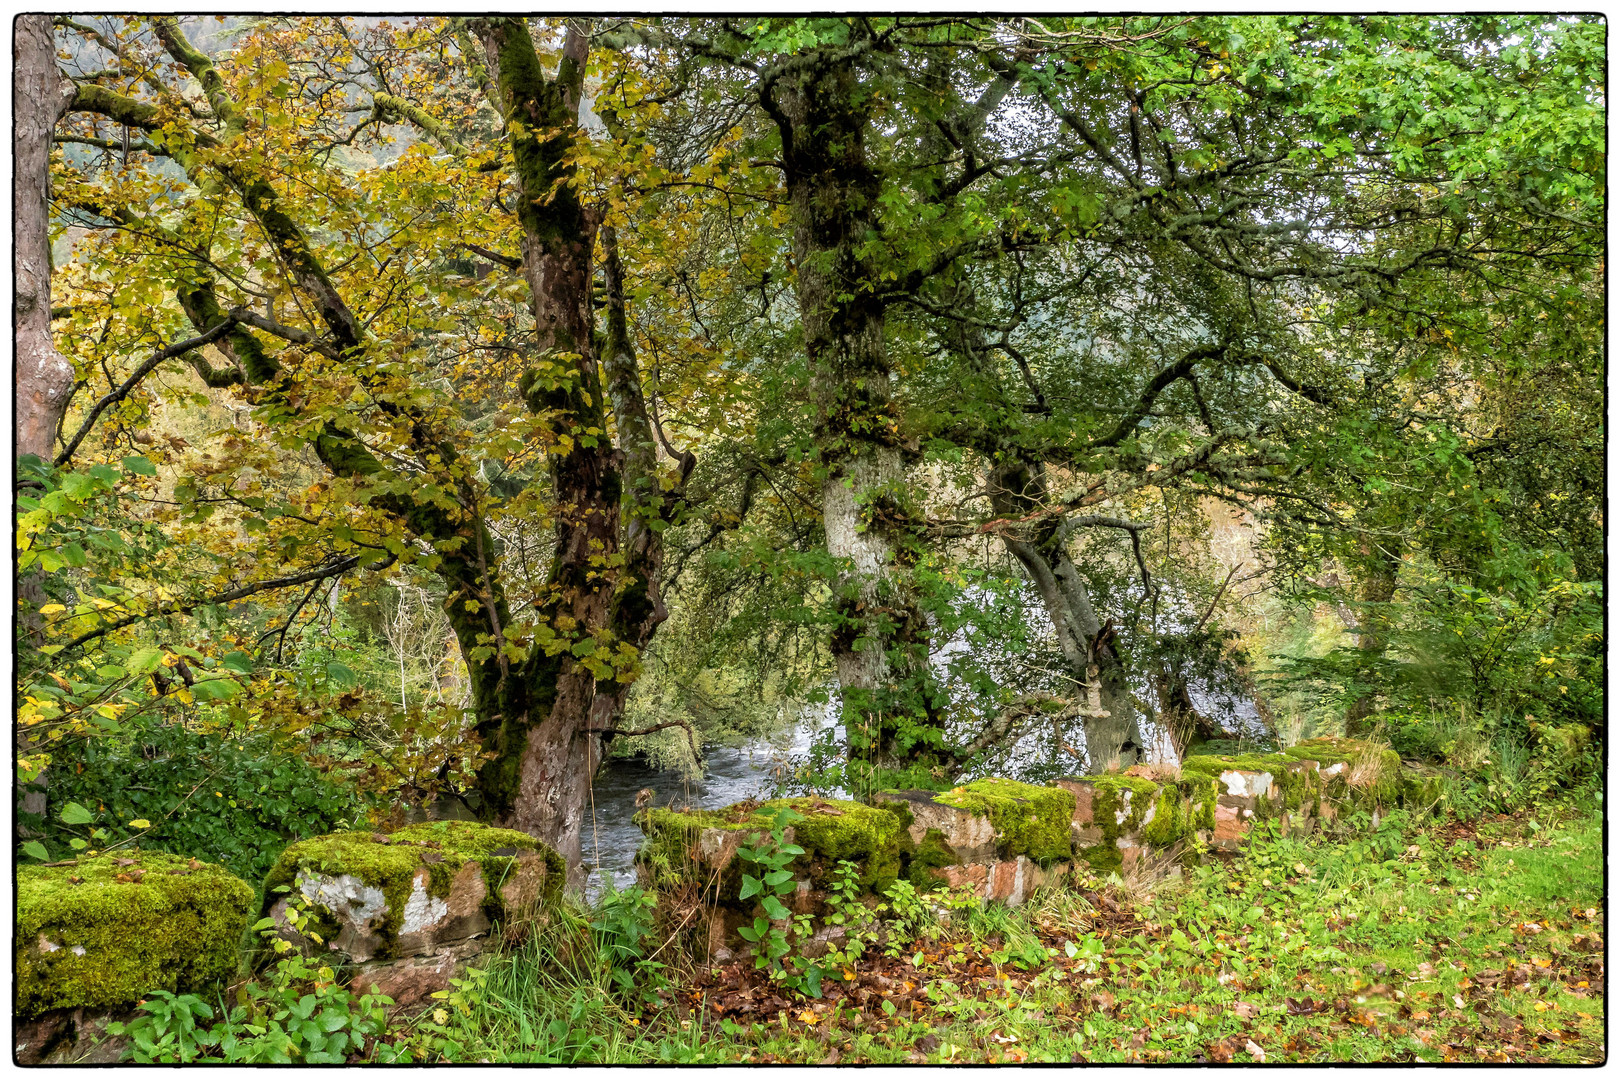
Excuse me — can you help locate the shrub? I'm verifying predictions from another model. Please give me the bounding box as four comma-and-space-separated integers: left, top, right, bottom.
40, 717, 373, 883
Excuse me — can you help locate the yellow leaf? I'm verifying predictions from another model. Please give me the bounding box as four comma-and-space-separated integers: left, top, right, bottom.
798, 1010, 821, 1025
128, 819, 151, 829
39, 603, 66, 615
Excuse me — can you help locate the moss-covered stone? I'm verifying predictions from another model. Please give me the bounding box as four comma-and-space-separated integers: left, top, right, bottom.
1183, 738, 1403, 816
903, 827, 963, 890
258, 821, 559, 965
1068, 774, 1160, 874
1141, 774, 1219, 849
17, 852, 254, 1018
783, 799, 907, 890
933, 779, 1076, 866
635, 798, 909, 897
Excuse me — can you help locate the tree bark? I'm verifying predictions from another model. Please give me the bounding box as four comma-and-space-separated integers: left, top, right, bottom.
15, 14, 76, 834
988, 461, 1145, 770
15, 15, 76, 461
773, 47, 952, 792
470, 18, 619, 876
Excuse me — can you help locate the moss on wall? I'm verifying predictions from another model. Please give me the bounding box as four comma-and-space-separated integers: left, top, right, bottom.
17, 852, 254, 1018
1071, 775, 1160, 874
1183, 737, 1403, 816
933, 779, 1076, 866
258, 821, 557, 963
635, 799, 908, 895
903, 828, 963, 889
1141, 774, 1219, 849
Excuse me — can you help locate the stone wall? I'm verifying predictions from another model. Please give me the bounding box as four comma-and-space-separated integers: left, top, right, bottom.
637, 738, 1447, 926
261, 820, 564, 1005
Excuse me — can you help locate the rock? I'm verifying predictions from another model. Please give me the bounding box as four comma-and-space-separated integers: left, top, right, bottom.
873, 789, 998, 862
929, 779, 1076, 865
260, 820, 564, 968
636, 797, 907, 901
16, 853, 254, 1018
349, 938, 485, 1007
14, 1006, 132, 1064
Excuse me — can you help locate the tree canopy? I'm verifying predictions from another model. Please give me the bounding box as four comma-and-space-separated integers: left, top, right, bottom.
17, 16, 1603, 877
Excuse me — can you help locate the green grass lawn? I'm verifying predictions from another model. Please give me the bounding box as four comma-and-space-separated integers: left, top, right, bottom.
412, 803, 1603, 1064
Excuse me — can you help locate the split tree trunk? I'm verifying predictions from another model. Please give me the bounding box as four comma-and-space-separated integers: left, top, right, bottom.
989, 461, 1145, 770
470, 18, 615, 875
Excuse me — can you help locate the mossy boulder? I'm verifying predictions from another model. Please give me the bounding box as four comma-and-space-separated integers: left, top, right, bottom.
17, 852, 254, 1018
636, 798, 907, 900
259, 820, 562, 965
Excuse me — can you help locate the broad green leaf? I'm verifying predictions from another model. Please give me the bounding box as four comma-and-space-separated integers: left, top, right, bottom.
60, 801, 94, 825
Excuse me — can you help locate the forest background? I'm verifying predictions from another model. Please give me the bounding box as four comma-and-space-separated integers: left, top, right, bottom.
14, 14, 1604, 888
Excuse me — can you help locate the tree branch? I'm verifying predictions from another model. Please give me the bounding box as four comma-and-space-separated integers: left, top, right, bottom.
61, 553, 395, 652
54, 318, 240, 467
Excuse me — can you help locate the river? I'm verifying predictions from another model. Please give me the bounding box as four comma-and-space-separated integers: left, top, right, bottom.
580, 718, 841, 900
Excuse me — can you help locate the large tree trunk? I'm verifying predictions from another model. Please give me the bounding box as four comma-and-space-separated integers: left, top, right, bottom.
15, 15, 75, 461
989, 461, 1145, 770
15, 15, 76, 833
774, 50, 951, 792
470, 18, 619, 877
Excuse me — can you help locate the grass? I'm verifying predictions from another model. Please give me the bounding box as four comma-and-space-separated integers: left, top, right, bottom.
405, 800, 1604, 1065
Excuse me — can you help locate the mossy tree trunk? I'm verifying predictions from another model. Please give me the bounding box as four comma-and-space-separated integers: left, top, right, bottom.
768, 43, 953, 791
466, 17, 620, 873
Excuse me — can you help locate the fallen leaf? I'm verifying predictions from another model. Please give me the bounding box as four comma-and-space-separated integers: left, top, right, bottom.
1234, 1001, 1261, 1019
1245, 1039, 1267, 1062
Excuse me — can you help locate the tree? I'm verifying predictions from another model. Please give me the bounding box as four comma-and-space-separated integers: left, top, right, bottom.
35, 16, 717, 874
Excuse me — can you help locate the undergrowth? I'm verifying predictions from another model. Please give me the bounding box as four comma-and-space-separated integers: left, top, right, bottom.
88, 795, 1604, 1064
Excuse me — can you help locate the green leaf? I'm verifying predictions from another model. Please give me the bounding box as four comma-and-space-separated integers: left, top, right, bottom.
121, 456, 158, 476
221, 651, 254, 674
324, 662, 356, 688
191, 678, 242, 701
60, 801, 95, 825
22, 841, 49, 861
761, 895, 790, 920
126, 647, 165, 676
739, 874, 761, 900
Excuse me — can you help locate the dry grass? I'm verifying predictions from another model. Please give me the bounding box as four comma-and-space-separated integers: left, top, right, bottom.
1027, 883, 1094, 938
